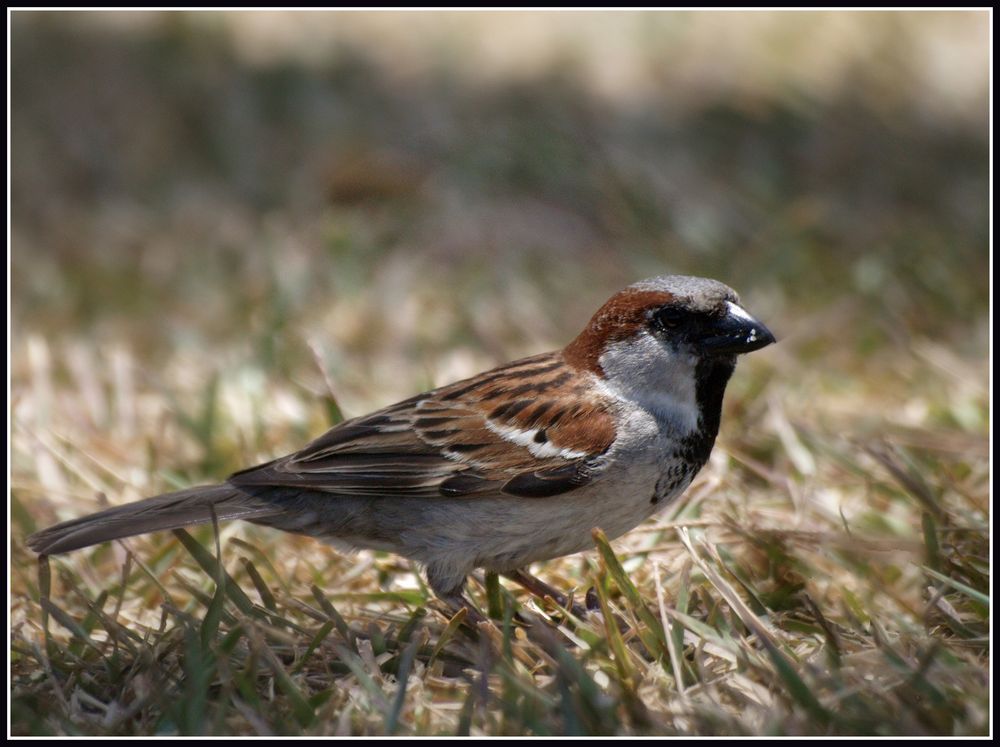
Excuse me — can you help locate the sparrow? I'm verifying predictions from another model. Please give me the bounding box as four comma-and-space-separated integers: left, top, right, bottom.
27, 275, 774, 618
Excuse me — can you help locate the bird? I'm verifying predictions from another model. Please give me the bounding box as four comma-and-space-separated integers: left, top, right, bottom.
27, 275, 774, 619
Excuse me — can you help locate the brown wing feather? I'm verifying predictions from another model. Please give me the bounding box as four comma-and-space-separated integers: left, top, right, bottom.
229, 352, 618, 498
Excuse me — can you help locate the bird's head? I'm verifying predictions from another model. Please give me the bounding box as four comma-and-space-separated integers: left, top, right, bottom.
563, 275, 775, 431
564, 275, 775, 372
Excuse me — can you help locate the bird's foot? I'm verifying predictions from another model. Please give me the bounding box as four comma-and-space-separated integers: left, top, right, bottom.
501, 568, 588, 620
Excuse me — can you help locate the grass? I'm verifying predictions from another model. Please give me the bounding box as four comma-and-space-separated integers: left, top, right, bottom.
9, 319, 989, 735
9, 11, 990, 737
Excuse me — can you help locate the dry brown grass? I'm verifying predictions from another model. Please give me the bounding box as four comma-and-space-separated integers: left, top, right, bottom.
10, 298, 989, 735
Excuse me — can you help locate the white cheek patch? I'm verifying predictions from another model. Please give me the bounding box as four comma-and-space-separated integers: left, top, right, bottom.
598, 334, 700, 436
485, 421, 590, 460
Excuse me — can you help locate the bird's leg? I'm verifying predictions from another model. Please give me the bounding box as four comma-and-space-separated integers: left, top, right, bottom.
502, 568, 588, 619
503, 570, 629, 632
435, 589, 488, 627
428, 569, 488, 627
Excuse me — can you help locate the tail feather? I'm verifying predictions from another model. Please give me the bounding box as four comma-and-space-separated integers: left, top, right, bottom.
26, 484, 281, 555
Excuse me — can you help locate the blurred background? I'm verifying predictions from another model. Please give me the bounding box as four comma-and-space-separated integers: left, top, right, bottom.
12, 10, 988, 387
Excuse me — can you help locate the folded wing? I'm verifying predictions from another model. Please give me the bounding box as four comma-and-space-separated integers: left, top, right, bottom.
229, 353, 617, 499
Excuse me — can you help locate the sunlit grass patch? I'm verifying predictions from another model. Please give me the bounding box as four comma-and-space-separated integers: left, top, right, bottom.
10, 324, 989, 735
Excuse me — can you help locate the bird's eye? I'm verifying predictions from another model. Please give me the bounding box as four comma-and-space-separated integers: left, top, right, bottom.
653, 306, 686, 330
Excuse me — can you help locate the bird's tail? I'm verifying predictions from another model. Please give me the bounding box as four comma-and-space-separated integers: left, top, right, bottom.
26, 484, 282, 556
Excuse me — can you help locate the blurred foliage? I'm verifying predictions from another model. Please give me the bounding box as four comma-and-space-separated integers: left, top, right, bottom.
11, 11, 989, 373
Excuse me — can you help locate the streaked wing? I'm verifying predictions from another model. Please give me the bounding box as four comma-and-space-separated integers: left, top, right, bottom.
229, 352, 617, 498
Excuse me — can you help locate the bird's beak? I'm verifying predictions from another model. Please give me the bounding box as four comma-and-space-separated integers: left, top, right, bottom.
699, 301, 776, 356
